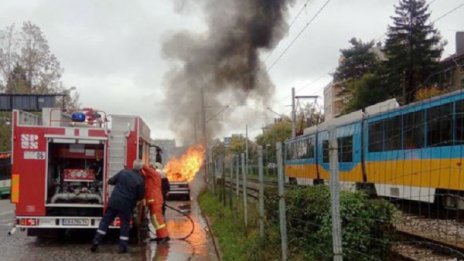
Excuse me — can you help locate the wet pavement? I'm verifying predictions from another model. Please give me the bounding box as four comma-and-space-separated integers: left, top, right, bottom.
0, 198, 219, 261
146, 200, 219, 261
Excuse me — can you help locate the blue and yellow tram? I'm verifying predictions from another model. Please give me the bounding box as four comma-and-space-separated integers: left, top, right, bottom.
285, 90, 464, 208
0, 153, 11, 197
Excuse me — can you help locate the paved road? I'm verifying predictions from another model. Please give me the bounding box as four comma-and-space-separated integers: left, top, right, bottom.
0, 199, 218, 261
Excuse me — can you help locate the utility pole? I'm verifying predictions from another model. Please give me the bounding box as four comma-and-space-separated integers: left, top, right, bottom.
291, 87, 296, 138
276, 142, 288, 260
194, 118, 198, 143
200, 87, 209, 183
245, 125, 249, 168
329, 127, 343, 261
291, 88, 319, 136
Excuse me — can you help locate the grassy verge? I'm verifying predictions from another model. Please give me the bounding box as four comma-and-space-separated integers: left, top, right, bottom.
200, 185, 396, 261
199, 191, 286, 261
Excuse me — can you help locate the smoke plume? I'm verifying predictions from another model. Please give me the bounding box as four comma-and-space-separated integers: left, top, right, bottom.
163, 0, 295, 144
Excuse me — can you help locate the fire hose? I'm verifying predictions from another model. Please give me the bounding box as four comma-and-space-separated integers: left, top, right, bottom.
148, 203, 195, 241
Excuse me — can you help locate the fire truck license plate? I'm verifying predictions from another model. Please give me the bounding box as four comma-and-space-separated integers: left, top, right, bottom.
62, 218, 89, 226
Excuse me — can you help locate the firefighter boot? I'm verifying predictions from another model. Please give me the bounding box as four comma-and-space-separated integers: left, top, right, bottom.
90, 229, 106, 253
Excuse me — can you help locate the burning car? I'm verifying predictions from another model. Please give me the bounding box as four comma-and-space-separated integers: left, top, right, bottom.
164, 144, 205, 200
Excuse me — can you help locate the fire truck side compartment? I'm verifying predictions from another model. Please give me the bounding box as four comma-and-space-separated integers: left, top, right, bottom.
45, 142, 105, 216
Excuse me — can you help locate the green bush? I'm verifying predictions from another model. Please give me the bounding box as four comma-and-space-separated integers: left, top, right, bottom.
264, 186, 397, 261
199, 192, 285, 261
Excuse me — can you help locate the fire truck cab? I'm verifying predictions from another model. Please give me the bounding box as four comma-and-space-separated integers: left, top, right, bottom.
11, 108, 151, 235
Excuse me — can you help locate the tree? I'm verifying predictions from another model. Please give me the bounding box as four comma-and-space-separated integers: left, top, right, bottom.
0, 113, 11, 152
5, 64, 29, 93
0, 22, 64, 94
384, 0, 444, 104
0, 24, 18, 92
227, 135, 247, 155
296, 103, 324, 135
256, 119, 292, 164
0, 22, 79, 152
334, 38, 380, 82
333, 38, 382, 114
19, 22, 63, 93
414, 85, 443, 101
343, 73, 390, 113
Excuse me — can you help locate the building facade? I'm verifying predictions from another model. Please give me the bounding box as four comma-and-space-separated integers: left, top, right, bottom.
438, 32, 464, 91
323, 43, 386, 121
323, 81, 348, 121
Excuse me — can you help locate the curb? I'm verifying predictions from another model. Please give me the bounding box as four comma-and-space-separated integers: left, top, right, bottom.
203, 213, 223, 261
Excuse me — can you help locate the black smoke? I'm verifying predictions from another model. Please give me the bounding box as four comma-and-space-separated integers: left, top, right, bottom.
163, 0, 295, 144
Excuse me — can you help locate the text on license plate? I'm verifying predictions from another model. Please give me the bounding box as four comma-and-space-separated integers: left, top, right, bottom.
62, 218, 89, 226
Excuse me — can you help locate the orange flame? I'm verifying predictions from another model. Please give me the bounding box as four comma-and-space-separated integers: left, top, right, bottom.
164, 144, 205, 182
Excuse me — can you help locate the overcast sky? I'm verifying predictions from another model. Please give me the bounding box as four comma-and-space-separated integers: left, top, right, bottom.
0, 0, 462, 143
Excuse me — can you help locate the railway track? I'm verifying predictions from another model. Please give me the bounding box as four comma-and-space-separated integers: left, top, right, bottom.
394, 210, 464, 260
395, 228, 464, 260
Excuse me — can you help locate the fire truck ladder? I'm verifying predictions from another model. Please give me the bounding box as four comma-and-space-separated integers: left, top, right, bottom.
107, 134, 127, 196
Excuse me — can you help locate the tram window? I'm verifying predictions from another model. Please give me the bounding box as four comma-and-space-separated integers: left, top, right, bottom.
289, 143, 293, 160
285, 144, 288, 160
307, 137, 315, 158
368, 121, 384, 152
322, 140, 329, 163
289, 143, 294, 160
403, 110, 424, 149
427, 103, 452, 147
300, 140, 309, 159
338, 136, 353, 162
455, 101, 464, 144
287, 143, 295, 160
384, 116, 402, 151
294, 142, 298, 160
292, 142, 298, 160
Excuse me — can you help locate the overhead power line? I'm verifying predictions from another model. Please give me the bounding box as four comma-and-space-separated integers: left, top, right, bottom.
288, 0, 312, 29
277, 71, 332, 103
433, 2, 464, 23
267, 0, 331, 72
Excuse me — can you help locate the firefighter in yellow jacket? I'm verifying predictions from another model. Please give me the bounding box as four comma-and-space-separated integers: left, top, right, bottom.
142, 164, 170, 243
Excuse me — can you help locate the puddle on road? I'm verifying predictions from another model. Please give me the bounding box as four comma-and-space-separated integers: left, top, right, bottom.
143, 200, 218, 261
0, 176, 218, 260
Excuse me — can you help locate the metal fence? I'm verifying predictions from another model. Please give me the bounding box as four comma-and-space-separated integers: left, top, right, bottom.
206, 90, 464, 260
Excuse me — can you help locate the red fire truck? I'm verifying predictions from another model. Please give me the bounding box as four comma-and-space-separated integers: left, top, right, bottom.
10, 108, 152, 236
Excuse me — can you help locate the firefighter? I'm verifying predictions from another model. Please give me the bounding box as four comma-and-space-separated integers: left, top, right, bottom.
154, 162, 170, 215
142, 164, 170, 243
90, 159, 145, 254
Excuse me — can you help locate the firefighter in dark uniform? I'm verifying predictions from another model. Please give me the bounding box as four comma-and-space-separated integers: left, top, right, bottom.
90, 159, 145, 254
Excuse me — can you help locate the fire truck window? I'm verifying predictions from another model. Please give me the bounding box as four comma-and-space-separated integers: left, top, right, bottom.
138, 144, 143, 160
